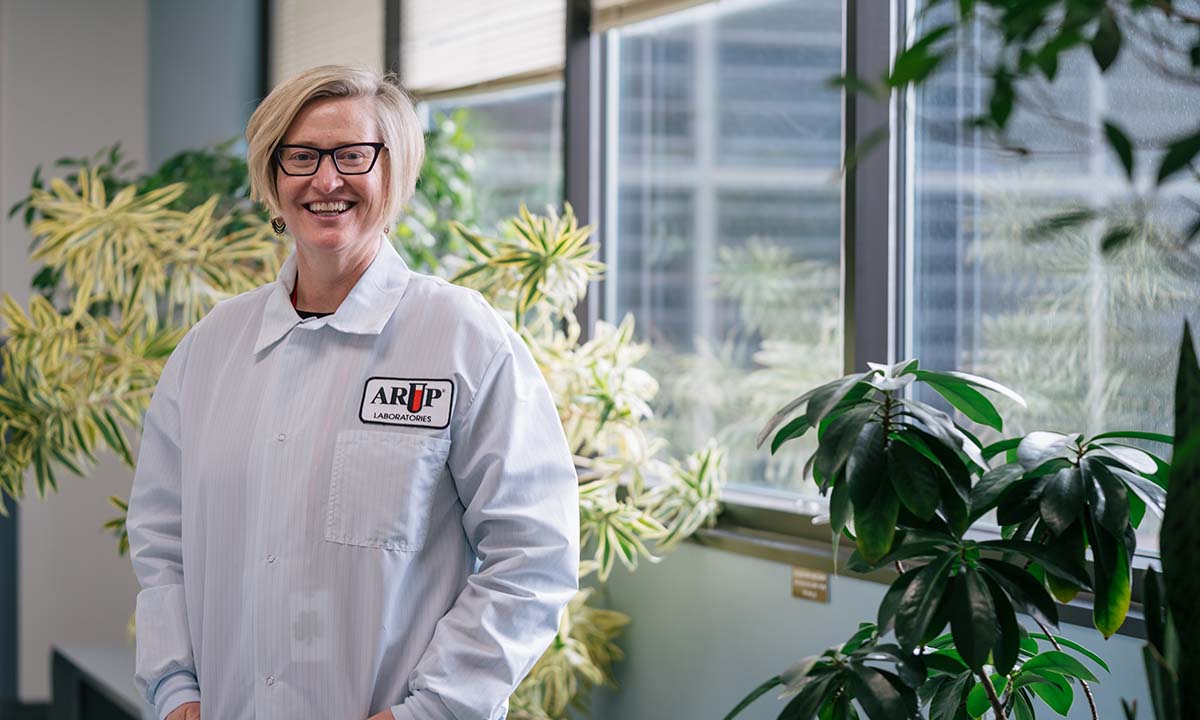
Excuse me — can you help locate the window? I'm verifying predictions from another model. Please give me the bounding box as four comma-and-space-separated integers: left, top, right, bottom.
603, 0, 844, 497
904, 6, 1200, 552
421, 83, 564, 233
270, 0, 384, 86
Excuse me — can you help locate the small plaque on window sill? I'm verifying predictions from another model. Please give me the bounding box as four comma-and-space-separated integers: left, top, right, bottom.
791, 566, 829, 603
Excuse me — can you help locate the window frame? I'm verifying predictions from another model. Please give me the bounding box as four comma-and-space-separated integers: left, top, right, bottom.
563, 0, 1150, 639
568, 0, 898, 533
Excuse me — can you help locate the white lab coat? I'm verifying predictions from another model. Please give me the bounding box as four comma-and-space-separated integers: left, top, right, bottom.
126, 235, 580, 720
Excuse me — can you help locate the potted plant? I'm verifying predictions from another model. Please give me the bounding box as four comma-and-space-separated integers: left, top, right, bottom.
724, 346, 1180, 718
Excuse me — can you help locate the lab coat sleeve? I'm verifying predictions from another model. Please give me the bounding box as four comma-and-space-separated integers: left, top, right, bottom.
391, 325, 580, 720
126, 332, 201, 720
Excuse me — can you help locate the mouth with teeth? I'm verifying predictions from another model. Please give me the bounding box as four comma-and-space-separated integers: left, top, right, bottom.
303, 200, 357, 218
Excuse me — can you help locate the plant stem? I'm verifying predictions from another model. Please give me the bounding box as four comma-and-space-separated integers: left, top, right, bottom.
978, 670, 1006, 719
1032, 617, 1099, 720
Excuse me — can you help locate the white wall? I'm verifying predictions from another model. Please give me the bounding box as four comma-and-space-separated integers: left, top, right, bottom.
0, 0, 148, 700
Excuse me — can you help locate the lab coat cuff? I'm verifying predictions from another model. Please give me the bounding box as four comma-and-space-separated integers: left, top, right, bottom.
389, 689, 458, 720
153, 669, 200, 720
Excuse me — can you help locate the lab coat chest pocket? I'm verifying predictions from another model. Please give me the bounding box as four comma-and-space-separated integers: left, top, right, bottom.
325, 429, 451, 551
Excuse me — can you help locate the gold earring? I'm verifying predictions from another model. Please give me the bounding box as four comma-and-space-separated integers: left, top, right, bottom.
271, 217, 286, 236
383, 225, 391, 235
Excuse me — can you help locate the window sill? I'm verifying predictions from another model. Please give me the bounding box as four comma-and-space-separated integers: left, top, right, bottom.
694, 494, 1148, 641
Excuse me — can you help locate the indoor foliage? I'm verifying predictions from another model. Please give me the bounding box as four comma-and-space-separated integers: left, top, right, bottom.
846, 0, 1200, 250
446, 205, 726, 718
1128, 322, 1200, 719
726, 358, 1174, 719
1, 112, 725, 719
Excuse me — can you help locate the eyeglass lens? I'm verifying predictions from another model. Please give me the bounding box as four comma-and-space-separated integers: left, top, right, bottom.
278, 145, 378, 175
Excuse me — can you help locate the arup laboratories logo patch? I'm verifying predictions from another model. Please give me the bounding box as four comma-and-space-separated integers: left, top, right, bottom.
360, 377, 454, 429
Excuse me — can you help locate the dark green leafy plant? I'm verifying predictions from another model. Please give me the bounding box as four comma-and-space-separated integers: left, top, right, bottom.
1123, 321, 1200, 718
725, 622, 1104, 720
726, 359, 1170, 718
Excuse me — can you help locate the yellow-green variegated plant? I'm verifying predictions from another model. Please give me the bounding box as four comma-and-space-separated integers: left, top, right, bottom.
0, 168, 282, 524
448, 204, 726, 719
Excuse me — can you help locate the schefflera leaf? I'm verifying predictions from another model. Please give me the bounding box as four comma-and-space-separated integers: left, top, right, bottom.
948, 568, 998, 671
887, 438, 942, 520
847, 422, 898, 563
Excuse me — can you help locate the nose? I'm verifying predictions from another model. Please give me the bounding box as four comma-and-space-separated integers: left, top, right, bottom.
311, 155, 344, 193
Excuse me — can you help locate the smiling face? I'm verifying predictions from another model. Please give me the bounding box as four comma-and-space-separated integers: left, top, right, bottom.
274, 96, 389, 256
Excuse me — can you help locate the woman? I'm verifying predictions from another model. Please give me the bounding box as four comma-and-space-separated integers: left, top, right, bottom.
126, 65, 580, 720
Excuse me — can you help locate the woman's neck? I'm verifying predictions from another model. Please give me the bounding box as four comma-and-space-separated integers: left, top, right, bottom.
292, 235, 381, 313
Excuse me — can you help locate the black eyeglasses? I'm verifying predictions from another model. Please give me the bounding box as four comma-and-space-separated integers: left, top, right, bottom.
273, 142, 386, 176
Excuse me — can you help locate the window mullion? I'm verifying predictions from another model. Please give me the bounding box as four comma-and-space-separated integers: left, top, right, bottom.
842, 0, 899, 373
566, 0, 600, 339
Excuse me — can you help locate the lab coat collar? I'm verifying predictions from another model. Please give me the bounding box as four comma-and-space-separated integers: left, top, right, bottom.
254, 234, 411, 354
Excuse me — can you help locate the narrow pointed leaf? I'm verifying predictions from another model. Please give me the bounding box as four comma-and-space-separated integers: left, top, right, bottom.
1094, 443, 1158, 474
878, 566, 922, 635
923, 379, 1003, 431
844, 420, 892, 504
855, 483, 900, 564
980, 559, 1059, 628
1028, 633, 1110, 673
771, 412, 811, 454
1156, 128, 1200, 185
1020, 650, 1099, 682
1017, 431, 1073, 471
911, 369, 1026, 408
1027, 672, 1074, 715
847, 666, 911, 720
1107, 464, 1167, 519
758, 375, 861, 448
977, 540, 1091, 589
949, 569, 998, 670
929, 671, 973, 720
888, 440, 941, 520
1162, 321, 1200, 705
1092, 529, 1132, 638
1039, 466, 1083, 536
969, 463, 1025, 520
895, 552, 956, 649
1091, 8, 1121, 71
983, 574, 1020, 675
1103, 119, 1135, 181
1082, 455, 1129, 536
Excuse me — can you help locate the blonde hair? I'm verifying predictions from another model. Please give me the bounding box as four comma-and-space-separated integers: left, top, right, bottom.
245, 65, 425, 229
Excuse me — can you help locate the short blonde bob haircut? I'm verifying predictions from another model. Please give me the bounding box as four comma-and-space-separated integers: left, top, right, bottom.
245, 65, 425, 230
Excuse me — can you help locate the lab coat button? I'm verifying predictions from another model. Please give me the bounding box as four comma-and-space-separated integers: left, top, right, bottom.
276, 433, 286, 442
265, 675, 275, 686
266, 553, 276, 564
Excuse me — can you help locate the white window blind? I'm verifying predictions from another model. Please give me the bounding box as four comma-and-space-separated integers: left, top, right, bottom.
400, 1, 564, 97
271, 0, 385, 88
591, 0, 714, 32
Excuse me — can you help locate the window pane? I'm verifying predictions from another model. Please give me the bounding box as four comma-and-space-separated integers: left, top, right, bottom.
905, 8, 1200, 553
423, 83, 563, 232
605, 0, 843, 498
